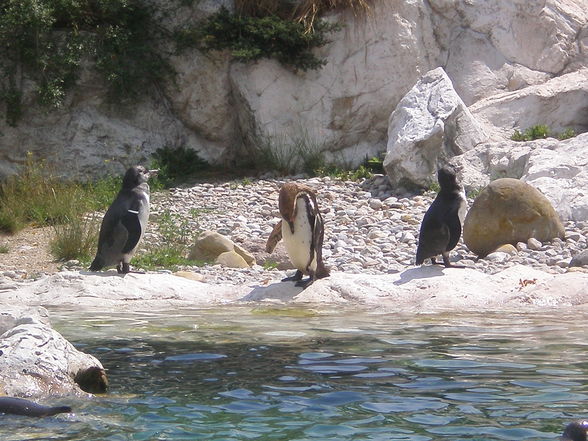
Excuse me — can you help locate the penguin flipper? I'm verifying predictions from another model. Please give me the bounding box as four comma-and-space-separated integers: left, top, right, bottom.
265, 220, 283, 253
121, 210, 143, 254
445, 210, 463, 252
416, 221, 450, 265
312, 212, 330, 279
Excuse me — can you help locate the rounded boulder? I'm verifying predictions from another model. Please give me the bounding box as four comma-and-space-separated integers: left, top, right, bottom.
463, 178, 565, 257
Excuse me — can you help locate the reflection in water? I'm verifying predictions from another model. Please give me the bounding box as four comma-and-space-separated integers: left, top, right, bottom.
1, 308, 587, 440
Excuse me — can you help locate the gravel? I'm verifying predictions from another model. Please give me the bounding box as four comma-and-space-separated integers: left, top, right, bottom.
138, 174, 587, 285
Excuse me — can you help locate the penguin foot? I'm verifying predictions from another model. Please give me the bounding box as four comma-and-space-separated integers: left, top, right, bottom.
117, 262, 131, 274
282, 270, 303, 282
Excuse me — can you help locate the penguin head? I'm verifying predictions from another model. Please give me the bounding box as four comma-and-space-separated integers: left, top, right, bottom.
437, 166, 460, 192
562, 420, 588, 441
122, 166, 158, 189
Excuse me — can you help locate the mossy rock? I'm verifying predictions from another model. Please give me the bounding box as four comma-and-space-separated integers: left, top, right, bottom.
463, 178, 565, 257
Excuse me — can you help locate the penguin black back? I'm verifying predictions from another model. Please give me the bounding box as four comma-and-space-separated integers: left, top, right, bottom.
415, 166, 466, 267
90, 166, 155, 274
562, 420, 588, 441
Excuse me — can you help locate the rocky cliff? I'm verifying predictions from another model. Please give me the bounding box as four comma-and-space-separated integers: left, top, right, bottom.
0, 0, 586, 188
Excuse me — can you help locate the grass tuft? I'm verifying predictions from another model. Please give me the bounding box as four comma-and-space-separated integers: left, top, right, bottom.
50, 214, 100, 263
133, 209, 207, 271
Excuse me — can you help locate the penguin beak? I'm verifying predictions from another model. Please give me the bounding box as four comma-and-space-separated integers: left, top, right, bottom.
148, 169, 159, 178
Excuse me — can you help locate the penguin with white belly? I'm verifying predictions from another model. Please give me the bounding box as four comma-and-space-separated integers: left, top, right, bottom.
90, 165, 157, 274
266, 182, 329, 288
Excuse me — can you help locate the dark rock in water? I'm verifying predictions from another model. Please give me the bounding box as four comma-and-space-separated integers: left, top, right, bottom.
561, 419, 588, 441
0, 397, 71, 417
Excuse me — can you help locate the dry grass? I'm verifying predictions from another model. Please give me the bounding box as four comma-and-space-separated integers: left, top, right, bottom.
235, 0, 373, 31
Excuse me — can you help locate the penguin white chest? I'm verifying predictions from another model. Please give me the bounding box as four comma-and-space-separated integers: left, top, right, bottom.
282, 197, 316, 273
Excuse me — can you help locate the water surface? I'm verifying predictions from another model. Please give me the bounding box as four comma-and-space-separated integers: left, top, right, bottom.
1, 307, 586, 440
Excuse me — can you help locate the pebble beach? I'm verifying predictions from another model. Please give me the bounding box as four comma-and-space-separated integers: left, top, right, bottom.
145, 175, 588, 285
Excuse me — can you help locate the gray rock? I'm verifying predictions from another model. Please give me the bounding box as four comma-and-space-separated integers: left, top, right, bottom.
0, 308, 107, 397
570, 250, 588, 268
383, 68, 487, 188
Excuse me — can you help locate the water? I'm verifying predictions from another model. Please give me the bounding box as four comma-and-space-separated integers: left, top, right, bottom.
1, 307, 587, 440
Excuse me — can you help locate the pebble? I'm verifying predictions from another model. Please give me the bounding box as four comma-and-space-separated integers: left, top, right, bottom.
138, 175, 588, 285
527, 238, 543, 250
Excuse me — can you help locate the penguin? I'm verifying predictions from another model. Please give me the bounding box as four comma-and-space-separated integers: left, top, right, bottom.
415, 166, 467, 267
561, 420, 588, 441
265, 182, 329, 288
0, 397, 71, 417
89, 166, 157, 274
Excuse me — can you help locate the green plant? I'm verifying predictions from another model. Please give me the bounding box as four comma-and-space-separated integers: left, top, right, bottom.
150, 146, 210, 188
0, 154, 85, 232
511, 125, 550, 141
50, 214, 100, 262
427, 181, 441, 194
557, 128, 577, 140
466, 187, 483, 200
133, 209, 205, 270
262, 259, 279, 270
0, 0, 176, 124
235, 0, 372, 32
247, 131, 328, 175
185, 6, 340, 71
0, 244, 9, 254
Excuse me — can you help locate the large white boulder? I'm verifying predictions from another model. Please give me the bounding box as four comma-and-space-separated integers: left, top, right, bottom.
470, 69, 588, 140
457, 133, 588, 221
0, 307, 107, 397
432, 0, 588, 104
383, 67, 487, 188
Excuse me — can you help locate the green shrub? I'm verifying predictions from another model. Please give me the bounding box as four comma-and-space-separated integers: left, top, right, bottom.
0, 154, 86, 232
183, 6, 340, 71
50, 214, 100, 262
511, 125, 550, 141
134, 209, 206, 270
0, 0, 175, 124
511, 125, 578, 142
557, 128, 577, 140
150, 146, 210, 188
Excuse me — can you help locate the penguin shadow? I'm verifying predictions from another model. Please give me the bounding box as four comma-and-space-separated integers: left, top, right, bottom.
393, 265, 446, 285
241, 281, 305, 302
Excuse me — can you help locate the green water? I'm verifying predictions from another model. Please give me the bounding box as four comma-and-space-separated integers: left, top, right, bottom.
1, 307, 587, 440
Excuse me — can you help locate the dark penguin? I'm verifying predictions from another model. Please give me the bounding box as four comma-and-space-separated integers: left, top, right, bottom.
90, 166, 156, 274
0, 397, 71, 417
265, 182, 329, 288
561, 420, 588, 441
415, 166, 467, 267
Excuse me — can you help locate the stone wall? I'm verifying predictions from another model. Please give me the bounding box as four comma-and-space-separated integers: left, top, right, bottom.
0, 0, 585, 181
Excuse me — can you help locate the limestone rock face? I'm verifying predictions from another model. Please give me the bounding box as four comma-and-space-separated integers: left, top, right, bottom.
469, 69, 588, 140
226, 0, 440, 166
463, 178, 565, 257
189, 230, 256, 267
0, 307, 108, 397
383, 67, 487, 187
456, 133, 588, 221
0, 0, 586, 180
